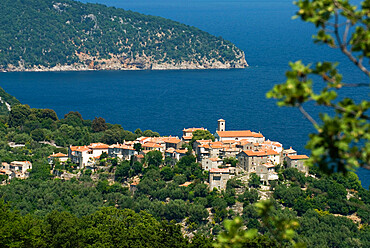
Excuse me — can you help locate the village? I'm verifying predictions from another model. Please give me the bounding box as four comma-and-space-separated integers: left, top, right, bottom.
38, 119, 309, 191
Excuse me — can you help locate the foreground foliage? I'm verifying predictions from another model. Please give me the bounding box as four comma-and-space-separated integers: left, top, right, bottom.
267, 0, 370, 173
0, 201, 213, 248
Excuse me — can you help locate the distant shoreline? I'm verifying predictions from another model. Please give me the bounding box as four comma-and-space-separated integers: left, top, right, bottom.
0, 68, 248, 73
0, 62, 248, 73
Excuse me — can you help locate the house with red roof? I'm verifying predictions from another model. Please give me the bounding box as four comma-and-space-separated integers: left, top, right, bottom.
255, 163, 279, 184
209, 168, 231, 191
108, 143, 136, 160
202, 157, 223, 171
48, 152, 68, 165
285, 155, 309, 173
87, 143, 109, 157
182, 127, 206, 142
237, 149, 280, 172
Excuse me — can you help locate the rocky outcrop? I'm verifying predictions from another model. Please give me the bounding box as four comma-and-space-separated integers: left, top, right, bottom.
0, 97, 11, 111
1, 52, 248, 72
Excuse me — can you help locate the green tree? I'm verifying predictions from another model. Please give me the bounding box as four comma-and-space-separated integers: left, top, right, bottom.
188, 204, 209, 224
223, 157, 238, 167
44, 211, 82, 247
115, 162, 131, 182
134, 143, 142, 152
248, 173, 261, 188
100, 152, 108, 160
132, 161, 143, 175
134, 128, 143, 137
267, 0, 370, 174
239, 188, 260, 205
91, 117, 107, 133
8, 104, 31, 128
62, 112, 84, 127
190, 130, 215, 146
160, 166, 174, 181
31, 128, 46, 141
146, 150, 163, 167
143, 130, 160, 137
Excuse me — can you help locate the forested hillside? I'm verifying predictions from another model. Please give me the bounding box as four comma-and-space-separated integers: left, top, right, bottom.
0, 87, 20, 115
0, 94, 368, 247
0, 0, 248, 71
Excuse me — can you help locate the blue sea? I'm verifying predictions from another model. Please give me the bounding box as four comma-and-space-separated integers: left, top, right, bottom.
0, 0, 369, 188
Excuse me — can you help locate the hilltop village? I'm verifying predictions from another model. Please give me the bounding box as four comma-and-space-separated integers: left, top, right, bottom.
45, 119, 309, 190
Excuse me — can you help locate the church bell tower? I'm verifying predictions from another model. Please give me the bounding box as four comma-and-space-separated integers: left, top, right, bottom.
217, 119, 225, 132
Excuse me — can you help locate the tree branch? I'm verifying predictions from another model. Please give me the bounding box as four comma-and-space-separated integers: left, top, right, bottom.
342, 82, 370, 87
297, 104, 320, 128
333, 0, 370, 77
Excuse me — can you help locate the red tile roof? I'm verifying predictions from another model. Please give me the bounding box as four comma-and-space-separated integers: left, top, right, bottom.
217, 131, 264, 138
241, 149, 278, 156
210, 168, 230, 173
88, 143, 109, 149
48, 152, 68, 158
262, 163, 275, 168
175, 149, 188, 154
74, 146, 91, 152
143, 142, 163, 148
210, 142, 223, 149
161, 137, 182, 144
288, 155, 309, 160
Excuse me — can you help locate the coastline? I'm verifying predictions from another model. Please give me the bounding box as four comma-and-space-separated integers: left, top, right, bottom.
0, 61, 248, 72
0, 51, 249, 72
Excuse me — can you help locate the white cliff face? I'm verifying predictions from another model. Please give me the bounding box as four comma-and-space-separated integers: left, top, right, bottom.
1, 47, 249, 72
0, 97, 11, 111
2, 52, 248, 72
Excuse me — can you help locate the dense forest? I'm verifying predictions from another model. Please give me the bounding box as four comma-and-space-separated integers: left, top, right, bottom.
0, 87, 20, 115
0, 0, 247, 70
0, 88, 369, 247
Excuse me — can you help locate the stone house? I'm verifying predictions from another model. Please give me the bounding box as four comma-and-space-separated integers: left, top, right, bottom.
255, 163, 279, 184
209, 168, 232, 191
285, 155, 309, 173
283, 147, 297, 158
161, 136, 184, 150
10, 161, 32, 173
237, 150, 268, 172
202, 157, 223, 171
